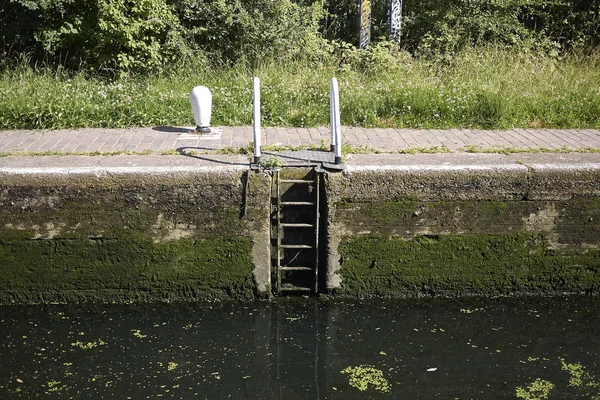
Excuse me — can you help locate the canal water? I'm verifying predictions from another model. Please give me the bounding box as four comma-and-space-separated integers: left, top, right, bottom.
1, 296, 599, 399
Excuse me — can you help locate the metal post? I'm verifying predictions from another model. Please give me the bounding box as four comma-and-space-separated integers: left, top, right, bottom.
329, 79, 335, 152
330, 78, 342, 165
253, 77, 261, 164
388, 0, 403, 45
359, 0, 372, 50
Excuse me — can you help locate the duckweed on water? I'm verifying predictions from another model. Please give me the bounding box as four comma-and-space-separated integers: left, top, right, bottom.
1, 298, 599, 398
46, 380, 68, 393
340, 365, 391, 393
460, 308, 484, 314
560, 358, 600, 398
167, 362, 178, 371
71, 339, 106, 350
516, 378, 555, 400
132, 329, 147, 339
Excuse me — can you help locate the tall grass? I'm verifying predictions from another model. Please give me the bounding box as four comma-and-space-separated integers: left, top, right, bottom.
1, 47, 599, 130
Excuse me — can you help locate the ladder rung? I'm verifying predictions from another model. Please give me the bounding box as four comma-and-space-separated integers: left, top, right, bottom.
280, 201, 315, 206
279, 286, 312, 292
279, 244, 313, 249
280, 266, 313, 271
280, 179, 314, 184
280, 223, 314, 228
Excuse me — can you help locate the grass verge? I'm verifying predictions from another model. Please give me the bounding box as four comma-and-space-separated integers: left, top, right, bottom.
0, 46, 599, 131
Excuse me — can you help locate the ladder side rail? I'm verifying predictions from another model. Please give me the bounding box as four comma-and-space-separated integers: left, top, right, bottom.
276, 170, 282, 293
314, 172, 320, 293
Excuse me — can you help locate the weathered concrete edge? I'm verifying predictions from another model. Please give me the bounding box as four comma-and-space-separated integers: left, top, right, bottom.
0, 165, 248, 176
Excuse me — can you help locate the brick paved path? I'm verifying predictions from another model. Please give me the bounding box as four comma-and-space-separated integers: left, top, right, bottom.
1, 126, 600, 154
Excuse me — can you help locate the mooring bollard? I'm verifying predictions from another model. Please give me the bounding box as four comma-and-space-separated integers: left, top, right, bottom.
190, 86, 212, 133
330, 78, 342, 164
253, 77, 261, 164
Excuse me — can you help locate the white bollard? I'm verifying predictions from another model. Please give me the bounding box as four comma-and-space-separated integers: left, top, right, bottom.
330, 78, 342, 164
190, 86, 212, 133
253, 77, 261, 164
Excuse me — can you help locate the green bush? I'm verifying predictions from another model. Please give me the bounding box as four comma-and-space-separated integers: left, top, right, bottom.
94, 0, 191, 74
1, 0, 599, 74
401, 0, 600, 57
172, 0, 329, 66
1, 0, 192, 75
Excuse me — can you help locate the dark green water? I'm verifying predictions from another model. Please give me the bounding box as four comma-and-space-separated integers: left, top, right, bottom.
1, 297, 599, 399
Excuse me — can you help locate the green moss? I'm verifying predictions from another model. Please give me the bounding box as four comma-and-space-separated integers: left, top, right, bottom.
335, 197, 418, 224
334, 199, 534, 236
338, 233, 600, 296
0, 235, 254, 303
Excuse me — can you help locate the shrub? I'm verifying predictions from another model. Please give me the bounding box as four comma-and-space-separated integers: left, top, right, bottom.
1, 0, 192, 75
401, 0, 600, 57
171, 0, 329, 66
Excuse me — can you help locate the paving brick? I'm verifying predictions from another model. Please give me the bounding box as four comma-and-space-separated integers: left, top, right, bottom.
0, 132, 20, 151
289, 128, 303, 146
2, 127, 600, 155
389, 129, 411, 150
547, 130, 576, 148
158, 134, 178, 151
31, 132, 60, 151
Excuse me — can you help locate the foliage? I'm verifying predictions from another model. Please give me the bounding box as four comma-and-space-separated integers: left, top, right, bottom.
316, 0, 389, 46
1, 0, 329, 73
172, 0, 329, 66
1, 0, 599, 74
94, 0, 191, 74
1, 0, 192, 75
401, 0, 600, 57
257, 156, 284, 169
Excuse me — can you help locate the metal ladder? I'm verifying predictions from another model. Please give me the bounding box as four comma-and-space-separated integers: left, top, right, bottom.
274, 168, 320, 294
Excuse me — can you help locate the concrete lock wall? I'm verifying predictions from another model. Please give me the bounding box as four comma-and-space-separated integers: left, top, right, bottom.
0, 165, 272, 303
325, 155, 600, 297
1, 154, 599, 303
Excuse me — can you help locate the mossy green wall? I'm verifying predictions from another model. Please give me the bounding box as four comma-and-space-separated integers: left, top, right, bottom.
0, 170, 272, 303
339, 233, 600, 296
327, 167, 600, 297
0, 235, 252, 303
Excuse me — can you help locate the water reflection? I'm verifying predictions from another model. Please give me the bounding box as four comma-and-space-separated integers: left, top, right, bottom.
0, 297, 599, 399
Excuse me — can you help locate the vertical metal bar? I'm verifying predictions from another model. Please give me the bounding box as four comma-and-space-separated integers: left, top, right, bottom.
276, 170, 282, 293
329, 80, 335, 152
331, 78, 343, 164
388, 0, 403, 45
314, 171, 320, 293
253, 77, 262, 163
359, 0, 372, 49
